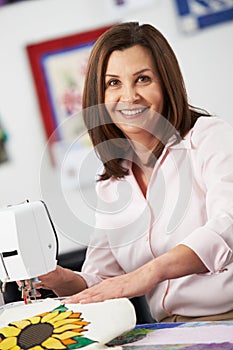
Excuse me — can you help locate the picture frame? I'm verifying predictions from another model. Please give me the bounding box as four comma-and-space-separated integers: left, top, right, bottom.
174, 0, 233, 33
26, 24, 113, 147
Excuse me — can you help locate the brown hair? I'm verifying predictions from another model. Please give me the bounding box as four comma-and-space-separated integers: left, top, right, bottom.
82, 22, 210, 180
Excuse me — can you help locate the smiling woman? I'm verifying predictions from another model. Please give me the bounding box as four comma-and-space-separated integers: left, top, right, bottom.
32, 22, 233, 324
82, 22, 202, 181
104, 45, 163, 152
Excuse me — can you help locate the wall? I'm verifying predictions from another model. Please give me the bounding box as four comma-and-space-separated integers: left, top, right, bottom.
0, 0, 232, 253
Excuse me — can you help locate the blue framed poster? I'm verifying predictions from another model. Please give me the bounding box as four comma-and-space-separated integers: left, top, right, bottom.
175, 0, 233, 32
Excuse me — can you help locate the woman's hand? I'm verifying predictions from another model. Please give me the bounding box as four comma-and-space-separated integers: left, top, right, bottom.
64, 264, 156, 304
35, 265, 87, 297
34, 266, 65, 291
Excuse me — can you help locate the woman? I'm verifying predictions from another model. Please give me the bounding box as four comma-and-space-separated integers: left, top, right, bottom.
37, 22, 233, 322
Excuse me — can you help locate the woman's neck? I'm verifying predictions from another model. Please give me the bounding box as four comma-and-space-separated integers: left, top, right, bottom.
130, 135, 159, 165
132, 161, 154, 198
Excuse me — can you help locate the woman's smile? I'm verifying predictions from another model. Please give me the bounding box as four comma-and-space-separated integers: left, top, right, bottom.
118, 106, 149, 118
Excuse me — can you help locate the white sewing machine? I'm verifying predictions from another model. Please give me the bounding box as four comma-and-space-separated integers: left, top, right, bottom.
0, 200, 58, 304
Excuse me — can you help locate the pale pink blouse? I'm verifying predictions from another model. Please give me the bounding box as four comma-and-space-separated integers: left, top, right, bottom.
79, 116, 233, 321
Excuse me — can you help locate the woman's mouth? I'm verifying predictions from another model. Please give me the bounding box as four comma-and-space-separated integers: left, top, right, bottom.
119, 107, 148, 118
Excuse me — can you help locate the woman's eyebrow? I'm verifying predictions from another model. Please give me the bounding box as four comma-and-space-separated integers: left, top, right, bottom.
133, 68, 153, 76
105, 68, 153, 78
105, 73, 119, 77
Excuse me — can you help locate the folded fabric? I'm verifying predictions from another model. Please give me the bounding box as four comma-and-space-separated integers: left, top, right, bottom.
0, 298, 136, 349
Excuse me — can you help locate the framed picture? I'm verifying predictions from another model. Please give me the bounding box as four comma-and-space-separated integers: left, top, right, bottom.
26, 24, 113, 147
174, 0, 233, 33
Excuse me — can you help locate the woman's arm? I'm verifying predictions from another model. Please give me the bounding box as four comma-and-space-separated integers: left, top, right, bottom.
64, 244, 208, 304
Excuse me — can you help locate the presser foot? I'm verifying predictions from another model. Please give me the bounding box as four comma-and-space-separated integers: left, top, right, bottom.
19, 280, 38, 304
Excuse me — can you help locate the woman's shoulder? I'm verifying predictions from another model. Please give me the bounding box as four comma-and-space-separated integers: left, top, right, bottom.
193, 115, 232, 132
188, 116, 233, 149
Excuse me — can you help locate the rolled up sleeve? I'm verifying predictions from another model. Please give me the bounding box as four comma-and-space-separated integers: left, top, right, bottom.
181, 118, 233, 273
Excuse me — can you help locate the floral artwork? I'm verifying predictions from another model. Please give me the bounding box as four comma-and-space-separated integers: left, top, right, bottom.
1, 301, 233, 349
26, 25, 113, 147
0, 298, 136, 349
26, 25, 113, 169
0, 305, 95, 349
41, 44, 91, 143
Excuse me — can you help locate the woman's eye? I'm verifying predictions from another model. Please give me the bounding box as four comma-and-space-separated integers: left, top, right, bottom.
106, 79, 120, 87
137, 75, 151, 83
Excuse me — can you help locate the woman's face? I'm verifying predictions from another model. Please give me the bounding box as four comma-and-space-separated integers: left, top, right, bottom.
104, 44, 164, 146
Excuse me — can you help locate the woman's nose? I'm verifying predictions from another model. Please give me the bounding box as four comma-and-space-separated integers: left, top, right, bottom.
120, 85, 139, 103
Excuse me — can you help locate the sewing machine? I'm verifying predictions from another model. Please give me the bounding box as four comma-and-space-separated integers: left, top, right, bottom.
0, 200, 58, 304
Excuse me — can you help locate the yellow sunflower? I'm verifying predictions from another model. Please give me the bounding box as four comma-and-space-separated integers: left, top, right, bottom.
0, 305, 95, 349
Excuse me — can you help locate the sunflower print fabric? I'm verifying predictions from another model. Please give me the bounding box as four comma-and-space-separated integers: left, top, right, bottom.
0, 305, 96, 349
